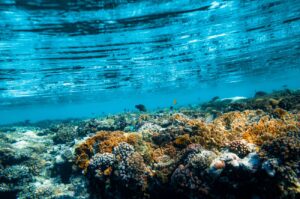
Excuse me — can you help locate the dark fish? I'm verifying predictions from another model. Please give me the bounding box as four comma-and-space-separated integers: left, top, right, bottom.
135, 104, 147, 112
211, 96, 220, 102
170, 106, 174, 111
254, 91, 267, 98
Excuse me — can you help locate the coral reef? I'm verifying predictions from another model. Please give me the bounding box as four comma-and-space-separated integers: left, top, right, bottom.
0, 128, 89, 199
0, 89, 299, 199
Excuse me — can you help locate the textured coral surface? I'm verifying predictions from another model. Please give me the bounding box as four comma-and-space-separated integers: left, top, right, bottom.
74, 90, 300, 199
0, 90, 299, 199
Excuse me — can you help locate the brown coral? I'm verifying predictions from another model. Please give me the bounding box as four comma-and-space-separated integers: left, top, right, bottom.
174, 134, 191, 148
226, 140, 252, 158
75, 131, 127, 171
261, 134, 300, 162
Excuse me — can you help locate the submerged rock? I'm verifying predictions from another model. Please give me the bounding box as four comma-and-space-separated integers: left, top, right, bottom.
262, 158, 279, 177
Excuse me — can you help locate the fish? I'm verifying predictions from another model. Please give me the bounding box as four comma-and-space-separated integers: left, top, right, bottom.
135, 104, 147, 112
211, 96, 220, 102
173, 99, 177, 105
170, 106, 174, 111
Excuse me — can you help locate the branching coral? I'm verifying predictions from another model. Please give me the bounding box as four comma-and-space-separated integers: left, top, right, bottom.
88, 153, 115, 180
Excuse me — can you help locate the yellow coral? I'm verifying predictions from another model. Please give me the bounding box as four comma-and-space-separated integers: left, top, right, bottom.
104, 167, 112, 176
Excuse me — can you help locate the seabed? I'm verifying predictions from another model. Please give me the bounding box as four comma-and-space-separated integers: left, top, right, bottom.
0, 89, 299, 199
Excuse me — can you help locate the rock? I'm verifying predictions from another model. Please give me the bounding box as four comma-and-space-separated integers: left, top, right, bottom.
62, 149, 73, 161
262, 158, 279, 177
209, 152, 261, 176
52, 125, 77, 144
0, 165, 31, 182
239, 152, 261, 173
138, 122, 163, 142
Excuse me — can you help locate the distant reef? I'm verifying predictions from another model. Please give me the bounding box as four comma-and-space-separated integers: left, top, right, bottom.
0, 89, 299, 199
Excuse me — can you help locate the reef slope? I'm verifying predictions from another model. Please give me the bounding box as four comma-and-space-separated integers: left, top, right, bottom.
0, 89, 299, 199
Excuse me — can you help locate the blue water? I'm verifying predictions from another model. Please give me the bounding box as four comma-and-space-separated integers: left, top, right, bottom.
0, 0, 300, 124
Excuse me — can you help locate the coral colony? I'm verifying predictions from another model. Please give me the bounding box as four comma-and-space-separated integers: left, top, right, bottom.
0, 89, 299, 198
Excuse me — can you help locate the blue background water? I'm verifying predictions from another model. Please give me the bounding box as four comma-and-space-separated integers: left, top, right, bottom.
0, 0, 300, 124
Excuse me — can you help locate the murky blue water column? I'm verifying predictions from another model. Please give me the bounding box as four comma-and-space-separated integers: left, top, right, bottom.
0, 0, 300, 124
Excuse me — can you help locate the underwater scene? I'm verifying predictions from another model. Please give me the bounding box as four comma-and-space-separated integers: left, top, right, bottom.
0, 0, 300, 198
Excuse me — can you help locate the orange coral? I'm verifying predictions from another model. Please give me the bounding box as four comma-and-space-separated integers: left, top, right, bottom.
98, 131, 127, 153
273, 108, 288, 119
242, 115, 299, 145
172, 113, 190, 124
172, 110, 299, 149
126, 133, 142, 146
174, 134, 191, 148
75, 131, 126, 171
152, 144, 177, 163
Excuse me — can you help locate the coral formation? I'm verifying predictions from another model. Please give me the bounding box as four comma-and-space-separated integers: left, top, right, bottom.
73, 90, 300, 199
226, 140, 254, 158
261, 134, 300, 163
0, 89, 299, 199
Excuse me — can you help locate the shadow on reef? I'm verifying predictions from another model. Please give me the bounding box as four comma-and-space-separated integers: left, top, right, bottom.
0, 89, 299, 199
0, 191, 18, 199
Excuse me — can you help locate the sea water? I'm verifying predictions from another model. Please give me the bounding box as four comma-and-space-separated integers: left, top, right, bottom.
0, 0, 300, 124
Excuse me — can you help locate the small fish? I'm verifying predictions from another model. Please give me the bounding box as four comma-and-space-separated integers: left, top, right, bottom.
170, 106, 174, 111
173, 99, 177, 105
135, 104, 147, 112
24, 119, 31, 125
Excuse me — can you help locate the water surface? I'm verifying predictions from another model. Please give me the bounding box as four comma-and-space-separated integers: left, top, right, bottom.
0, 0, 300, 124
